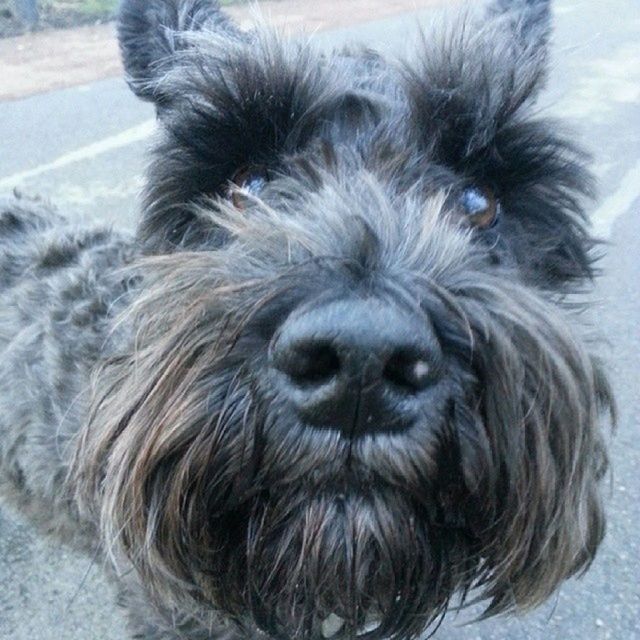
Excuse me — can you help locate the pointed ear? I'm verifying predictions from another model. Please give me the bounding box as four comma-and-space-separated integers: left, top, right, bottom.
489, 0, 551, 42
404, 0, 554, 166
487, 0, 552, 87
118, 0, 241, 106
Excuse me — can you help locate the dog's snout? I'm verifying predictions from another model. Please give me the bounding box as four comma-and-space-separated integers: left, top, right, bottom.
270, 298, 442, 436
280, 340, 433, 393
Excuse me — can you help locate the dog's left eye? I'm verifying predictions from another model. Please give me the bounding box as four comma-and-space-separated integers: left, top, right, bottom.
459, 186, 501, 229
228, 166, 269, 209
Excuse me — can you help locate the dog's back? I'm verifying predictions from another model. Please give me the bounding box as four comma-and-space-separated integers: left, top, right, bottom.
0, 196, 136, 544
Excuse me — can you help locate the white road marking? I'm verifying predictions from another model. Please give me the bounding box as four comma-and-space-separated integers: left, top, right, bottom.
0, 119, 156, 191
592, 159, 640, 238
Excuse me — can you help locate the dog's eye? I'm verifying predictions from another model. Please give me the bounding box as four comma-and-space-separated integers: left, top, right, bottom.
228, 166, 269, 209
460, 186, 500, 229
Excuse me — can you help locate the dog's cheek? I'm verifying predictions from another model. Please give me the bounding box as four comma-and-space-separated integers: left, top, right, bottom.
445, 403, 497, 534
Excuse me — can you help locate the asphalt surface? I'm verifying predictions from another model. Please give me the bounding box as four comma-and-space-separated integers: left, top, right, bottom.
0, 1, 639, 639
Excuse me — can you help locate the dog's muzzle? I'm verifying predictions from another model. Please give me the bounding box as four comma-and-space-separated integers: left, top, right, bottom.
269, 297, 443, 437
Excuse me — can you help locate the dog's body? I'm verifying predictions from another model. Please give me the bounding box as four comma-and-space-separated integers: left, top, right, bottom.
0, 1, 613, 639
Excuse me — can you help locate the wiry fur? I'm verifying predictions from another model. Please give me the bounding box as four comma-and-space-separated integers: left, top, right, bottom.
0, 1, 613, 639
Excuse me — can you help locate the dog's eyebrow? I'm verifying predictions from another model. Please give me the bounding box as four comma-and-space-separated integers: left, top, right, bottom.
159, 42, 398, 203
162, 40, 340, 182
136, 38, 344, 249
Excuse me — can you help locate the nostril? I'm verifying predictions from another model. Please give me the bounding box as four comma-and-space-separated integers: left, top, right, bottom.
270, 299, 442, 435
383, 349, 436, 393
279, 342, 341, 386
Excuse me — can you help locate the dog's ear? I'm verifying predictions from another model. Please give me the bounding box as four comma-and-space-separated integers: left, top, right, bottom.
406, 0, 554, 167
488, 0, 551, 41
486, 0, 552, 91
118, 0, 240, 106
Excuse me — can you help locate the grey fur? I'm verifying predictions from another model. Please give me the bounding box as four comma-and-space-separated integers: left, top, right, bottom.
0, 1, 613, 639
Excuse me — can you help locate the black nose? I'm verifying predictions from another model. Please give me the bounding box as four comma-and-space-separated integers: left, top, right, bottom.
270, 298, 442, 437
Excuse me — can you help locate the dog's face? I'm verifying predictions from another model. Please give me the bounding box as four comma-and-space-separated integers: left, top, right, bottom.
74, 1, 612, 638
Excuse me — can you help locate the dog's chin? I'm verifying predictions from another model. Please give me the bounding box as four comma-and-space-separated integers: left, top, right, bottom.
217, 483, 471, 640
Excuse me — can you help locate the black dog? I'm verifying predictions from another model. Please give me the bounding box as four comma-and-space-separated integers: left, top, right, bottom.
0, 1, 613, 638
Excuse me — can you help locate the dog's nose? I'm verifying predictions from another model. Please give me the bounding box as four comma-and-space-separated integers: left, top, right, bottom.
270, 298, 442, 436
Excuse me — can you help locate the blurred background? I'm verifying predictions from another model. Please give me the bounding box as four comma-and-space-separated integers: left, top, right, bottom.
1, 0, 117, 37
0, 0, 639, 638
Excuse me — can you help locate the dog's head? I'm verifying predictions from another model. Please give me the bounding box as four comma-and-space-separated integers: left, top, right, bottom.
74, 1, 613, 638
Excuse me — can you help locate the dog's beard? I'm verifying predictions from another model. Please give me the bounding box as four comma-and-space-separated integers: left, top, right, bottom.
136, 404, 477, 640
219, 482, 468, 640
211, 385, 478, 639
72, 252, 612, 640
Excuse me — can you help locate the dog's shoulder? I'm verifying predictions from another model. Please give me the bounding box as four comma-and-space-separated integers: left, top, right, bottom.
0, 193, 61, 246
0, 194, 136, 293
0, 194, 139, 365
0, 193, 63, 292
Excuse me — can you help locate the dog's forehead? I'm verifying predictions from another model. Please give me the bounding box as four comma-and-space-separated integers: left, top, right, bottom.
164, 15, 546, 178
176, 36, 409, 133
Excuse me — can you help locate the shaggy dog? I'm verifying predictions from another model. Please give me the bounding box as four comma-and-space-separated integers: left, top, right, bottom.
0, 0, 612, 638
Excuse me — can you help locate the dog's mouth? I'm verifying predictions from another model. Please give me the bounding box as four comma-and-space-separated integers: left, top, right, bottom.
255, 409, 448, 504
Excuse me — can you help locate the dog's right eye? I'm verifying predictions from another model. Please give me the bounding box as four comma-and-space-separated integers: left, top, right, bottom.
228, 166, 269, 209
459, 186, 501, 230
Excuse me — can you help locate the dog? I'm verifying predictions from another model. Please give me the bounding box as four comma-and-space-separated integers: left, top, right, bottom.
0, 0, 613, 638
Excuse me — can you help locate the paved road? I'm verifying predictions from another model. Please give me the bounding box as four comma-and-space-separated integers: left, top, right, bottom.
0, 2, 639, 639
